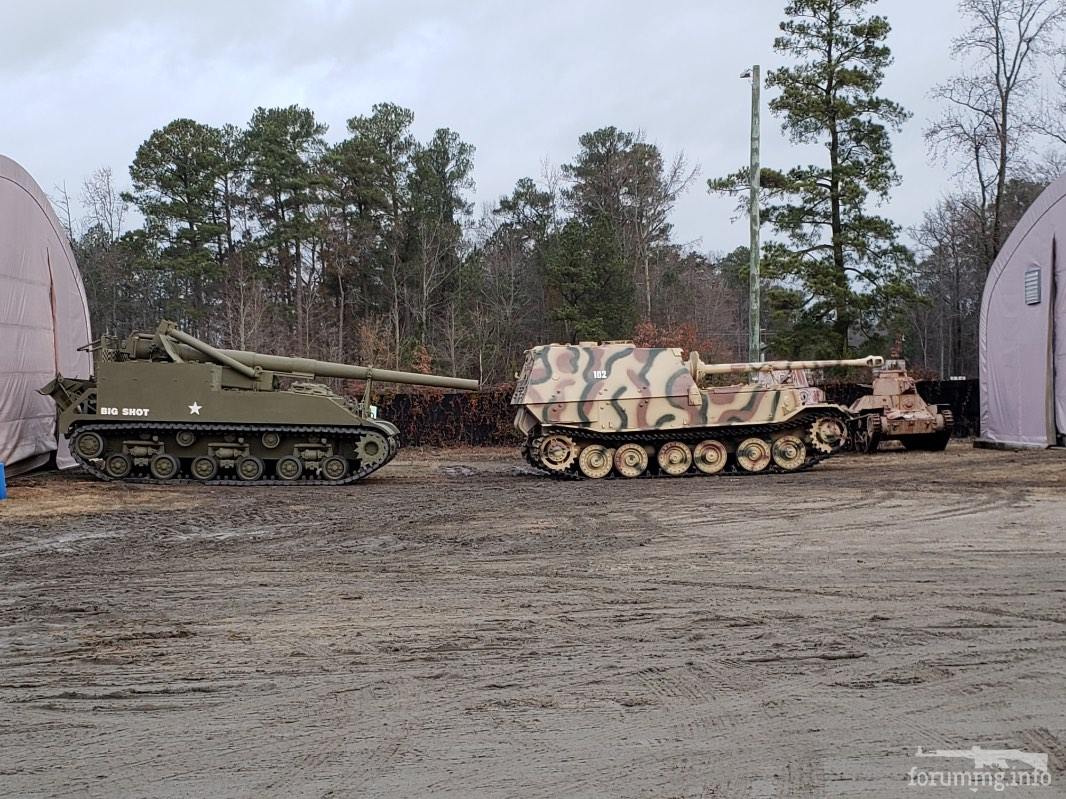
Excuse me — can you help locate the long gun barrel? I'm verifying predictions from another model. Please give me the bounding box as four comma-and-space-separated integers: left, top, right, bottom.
125, 321, 480, 391
689, 353, 883, 380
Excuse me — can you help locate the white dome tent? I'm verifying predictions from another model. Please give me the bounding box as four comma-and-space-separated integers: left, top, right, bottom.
978, 174, 1066, 448
0, 154, 92, 473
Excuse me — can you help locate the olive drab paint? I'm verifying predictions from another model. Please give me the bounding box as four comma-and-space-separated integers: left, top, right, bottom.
512, 341, 882, 479
40, 320, 478, 485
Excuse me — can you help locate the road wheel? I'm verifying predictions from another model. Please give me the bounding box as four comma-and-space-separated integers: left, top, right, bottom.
613, 442, 648, 478
852, 414, 882, 453
693, 439, 727, 475
578, 444, 612, 479
104, 452, 133, 479
149, 453, 180, 480
235, 455, 264, 482
191, 455, 219, 481
275, 455, 304, 481
736, 437, 771, 472
771, 436, 806, 471
321, 455, 348, 481
657, 441, 692, 476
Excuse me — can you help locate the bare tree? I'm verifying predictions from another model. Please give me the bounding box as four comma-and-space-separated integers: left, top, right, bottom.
51, 182, 78, 240
927, 0, 1066, 266
81, 167, 128, 241
1032, 54, 1066, 155
628, 149, 699, 321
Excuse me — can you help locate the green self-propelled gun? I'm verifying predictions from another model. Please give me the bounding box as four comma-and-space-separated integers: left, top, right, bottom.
41, 321, 479, 485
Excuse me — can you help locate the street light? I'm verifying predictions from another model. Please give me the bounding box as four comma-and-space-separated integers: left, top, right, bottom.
741, 65, 761, 362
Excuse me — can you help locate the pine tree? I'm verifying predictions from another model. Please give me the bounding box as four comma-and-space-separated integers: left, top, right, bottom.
710, 0, 912, 357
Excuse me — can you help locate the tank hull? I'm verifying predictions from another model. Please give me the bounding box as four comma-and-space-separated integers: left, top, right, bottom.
38, 314, 483, 484
56, 360, 400, 484
512, 343, 856, 479
848, 363, 953, 452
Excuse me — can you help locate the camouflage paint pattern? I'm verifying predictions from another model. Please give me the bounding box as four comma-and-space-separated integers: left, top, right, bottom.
512, 342, 881, 478
512, 342, 873, 435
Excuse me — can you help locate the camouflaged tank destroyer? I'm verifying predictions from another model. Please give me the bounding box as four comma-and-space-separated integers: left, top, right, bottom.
849, 359, 953, 452
41, 321, 478, 485
512, 342, 882, 479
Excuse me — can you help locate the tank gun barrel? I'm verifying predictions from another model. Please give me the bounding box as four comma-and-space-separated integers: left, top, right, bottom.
215, 349, 480, 390
132, 321, 480, 391
689, 353, 883, 380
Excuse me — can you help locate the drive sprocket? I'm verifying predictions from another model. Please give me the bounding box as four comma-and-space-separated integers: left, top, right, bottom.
809, 416, 846, 454
537, 434, 578, 473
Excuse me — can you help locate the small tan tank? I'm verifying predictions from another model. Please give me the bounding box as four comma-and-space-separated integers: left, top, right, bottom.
512, 342, 883, 479
849, 359, 954, 452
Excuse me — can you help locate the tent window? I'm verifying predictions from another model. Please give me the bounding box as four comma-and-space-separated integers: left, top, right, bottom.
1025, 268, 1041, 305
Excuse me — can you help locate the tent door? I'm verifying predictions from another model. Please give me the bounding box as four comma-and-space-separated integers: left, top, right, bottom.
1055, 236, 1066, 443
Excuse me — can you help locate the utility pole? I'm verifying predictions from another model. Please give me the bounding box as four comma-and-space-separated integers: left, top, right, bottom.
743, 65, 761, 361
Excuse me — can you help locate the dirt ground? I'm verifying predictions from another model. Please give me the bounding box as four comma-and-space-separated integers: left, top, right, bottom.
2, 442, 1065, 798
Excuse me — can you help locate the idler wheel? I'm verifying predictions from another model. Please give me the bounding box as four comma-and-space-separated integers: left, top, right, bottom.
74, 431, 105, 459
356, 432, 389, 468
656, 441, 692, 476
771, 436, 806, 471
191, 456, 219, 481
175, 430, 197, 447
613, 442, 649, 478
104, 452, 133, 479
149, 453, 181, 480
578, 444, 613, 479
235, 455, 265, 482
321, 455, 349, 481
736, 437, 771, 472
693, 439, 728, 475
537, 434, 577, 473
275, 455, 304, 481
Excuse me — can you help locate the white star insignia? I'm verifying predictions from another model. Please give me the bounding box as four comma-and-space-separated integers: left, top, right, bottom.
188, 402, 202, 415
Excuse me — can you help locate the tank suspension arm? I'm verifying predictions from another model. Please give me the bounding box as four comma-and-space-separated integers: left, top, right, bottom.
157, 322, 259, 380
689, 353, 884, 380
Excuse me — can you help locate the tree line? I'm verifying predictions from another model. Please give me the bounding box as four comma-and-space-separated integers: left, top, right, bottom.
61, 0, 1066, 383
65, 107, 743, 384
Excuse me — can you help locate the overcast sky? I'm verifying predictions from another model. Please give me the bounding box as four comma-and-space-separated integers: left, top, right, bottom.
3, 0, 974, 253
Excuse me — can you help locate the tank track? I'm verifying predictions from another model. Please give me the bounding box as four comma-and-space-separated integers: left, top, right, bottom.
522, 410, 848, 480
849, 412, 883, 453
68, 421, 399, 486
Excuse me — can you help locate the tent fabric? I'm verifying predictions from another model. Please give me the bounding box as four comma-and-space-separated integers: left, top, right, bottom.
1056, 239, 1066, 436
0, 154, 92, 471
978, 173, 1066, 448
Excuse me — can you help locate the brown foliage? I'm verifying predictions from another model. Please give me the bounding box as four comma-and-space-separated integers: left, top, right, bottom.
631, 321, 729, 361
